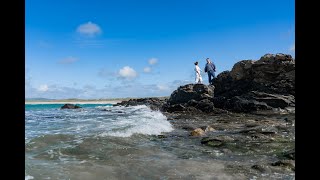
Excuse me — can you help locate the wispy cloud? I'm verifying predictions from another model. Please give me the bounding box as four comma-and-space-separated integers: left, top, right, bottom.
118, 66, 138, 80
83, 85, 96, 90
25, 79, 195, 99
58, 56, 78, 64
77, 21, 102, 37
38, 84, 49, 92
148, 58, 158, 65
157, 84, 169, 91
143, 67, 152, 73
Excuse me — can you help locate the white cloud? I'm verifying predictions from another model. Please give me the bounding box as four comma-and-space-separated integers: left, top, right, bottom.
27, 84, 91, 99
38, 84, 49, 92
157, 84, 169, 91
148, 58, 158, 65
59, 56, 78, 64
118, 66, 138, 79
77, 22, 102, 37
143, 67, 152, 73
290, 43, 295, 52
25, 78, 194, 99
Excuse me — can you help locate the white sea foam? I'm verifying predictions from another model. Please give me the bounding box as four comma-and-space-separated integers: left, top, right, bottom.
99, 105, 173, 137
96, 105, 113, 109
25, 175, 34, 180
26, 104, 173, 140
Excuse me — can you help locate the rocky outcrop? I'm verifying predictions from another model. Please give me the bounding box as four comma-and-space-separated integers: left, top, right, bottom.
162, 84, 217, 113
114, 53, 295, 114
114, 97, 167, 111
213, 53, 295, 112
61, 104, 82, 109
167, 84, 214, 104
213, 91, 295, 113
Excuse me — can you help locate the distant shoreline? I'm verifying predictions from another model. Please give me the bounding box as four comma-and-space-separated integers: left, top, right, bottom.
25, 100, 122, 105
25, 97, 169, 105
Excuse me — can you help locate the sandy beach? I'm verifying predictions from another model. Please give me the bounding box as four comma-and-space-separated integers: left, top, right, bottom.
25, 100, 122, 105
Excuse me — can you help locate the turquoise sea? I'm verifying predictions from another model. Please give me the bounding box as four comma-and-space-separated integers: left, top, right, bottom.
25, 103, 109, 110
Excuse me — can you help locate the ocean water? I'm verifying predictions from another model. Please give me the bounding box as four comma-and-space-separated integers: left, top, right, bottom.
26, 104, 178, 179
25, 104, 294, 180
25, 104, 173, 141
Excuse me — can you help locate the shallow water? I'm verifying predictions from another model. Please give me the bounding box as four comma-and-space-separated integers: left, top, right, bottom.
25, 104, 295, 179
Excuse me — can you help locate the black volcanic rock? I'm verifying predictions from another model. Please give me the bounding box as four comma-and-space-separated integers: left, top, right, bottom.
61, 104, 82, 109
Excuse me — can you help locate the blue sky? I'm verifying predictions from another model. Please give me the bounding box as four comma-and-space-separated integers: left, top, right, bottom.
26, 0, 295, 99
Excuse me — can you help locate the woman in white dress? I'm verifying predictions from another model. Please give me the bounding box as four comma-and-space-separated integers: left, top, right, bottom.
194, 61, 202, 84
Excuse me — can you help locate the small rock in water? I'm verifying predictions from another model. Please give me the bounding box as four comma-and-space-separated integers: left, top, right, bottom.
157, 135, 167, 138
61, 104, 82, 109
190, 128, 205, 136
201, 137, 224, 147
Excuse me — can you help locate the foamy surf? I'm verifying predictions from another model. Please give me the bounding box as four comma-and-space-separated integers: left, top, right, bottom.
99, 105, 173, 137
25, 104, 173, 141
25, 175, 34, 180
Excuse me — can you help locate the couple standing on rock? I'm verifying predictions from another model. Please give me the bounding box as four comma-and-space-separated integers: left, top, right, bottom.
194, 58, 216, 85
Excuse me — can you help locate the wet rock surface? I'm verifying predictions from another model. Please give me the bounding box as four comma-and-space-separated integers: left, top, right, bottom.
161, 111, 295, 179
114, 97, 167, 111
61, 104, 82, 109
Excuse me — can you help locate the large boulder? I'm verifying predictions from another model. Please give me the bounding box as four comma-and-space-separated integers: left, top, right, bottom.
167, 84, 214, 105
229, 60, 255, 80
214, 53, 295, 97
163, 84, 216, 113
213, 53, 295, 112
